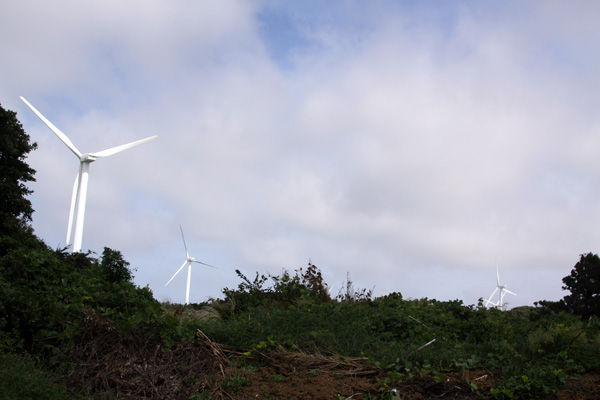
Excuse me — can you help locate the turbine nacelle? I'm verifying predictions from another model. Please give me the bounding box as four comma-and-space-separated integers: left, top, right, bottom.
80, 154, 97, 163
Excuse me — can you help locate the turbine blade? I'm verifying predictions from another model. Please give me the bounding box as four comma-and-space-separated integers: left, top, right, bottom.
496, 262, 500, 286
486, 288, 499, 306
90, 135, 157, 158
504, 289, 517, 296
327, 284, 336, 295
66, 171, 81, 245
20, 97, 82, 158
191, 260, 217, 268
165, 260, 188, 286
180, 225, 189, 258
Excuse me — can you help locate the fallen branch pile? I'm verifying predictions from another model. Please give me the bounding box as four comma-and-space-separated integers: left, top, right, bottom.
65, 310, 220, 400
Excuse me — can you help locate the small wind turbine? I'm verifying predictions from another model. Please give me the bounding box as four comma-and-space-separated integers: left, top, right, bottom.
485, 261, 517, 309
165, 225, 216, 305
20, 97, 157, 252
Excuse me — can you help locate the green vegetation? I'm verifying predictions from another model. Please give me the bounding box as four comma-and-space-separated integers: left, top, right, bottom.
0, 352, 81, 400
1, 101, 599, 399
0, 102, 36, 230
200, 270, 600, 398
561, 253, 600, 319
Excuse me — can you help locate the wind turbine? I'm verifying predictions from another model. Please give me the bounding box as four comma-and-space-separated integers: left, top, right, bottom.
485, 261, 517, 309
165, 225, 216, 305
20, 96, 157, 252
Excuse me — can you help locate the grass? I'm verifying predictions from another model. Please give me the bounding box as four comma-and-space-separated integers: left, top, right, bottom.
0, 352, 81, 400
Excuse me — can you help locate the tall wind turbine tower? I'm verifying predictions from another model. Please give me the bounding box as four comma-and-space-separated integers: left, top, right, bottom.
20, 97, 157, 252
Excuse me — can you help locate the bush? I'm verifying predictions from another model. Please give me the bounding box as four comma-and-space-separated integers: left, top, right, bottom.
221, 262, 333, 316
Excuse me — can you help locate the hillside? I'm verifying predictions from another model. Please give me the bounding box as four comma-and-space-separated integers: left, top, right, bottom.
1, 241, 600, 399
2, 102, 600, 399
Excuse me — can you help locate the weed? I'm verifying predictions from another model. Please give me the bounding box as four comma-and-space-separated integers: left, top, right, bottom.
269, 374, 286, 382
189, 390, 214, 400
244, 363, 259, 373
222, 373, 251, 393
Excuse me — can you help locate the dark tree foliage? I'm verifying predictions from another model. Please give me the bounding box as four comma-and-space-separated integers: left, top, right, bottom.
0, 103, 37, 235
561, 252, 600, 319
100, 247, 134, 283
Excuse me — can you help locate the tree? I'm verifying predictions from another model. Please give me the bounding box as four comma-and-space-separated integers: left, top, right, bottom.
561, 252, 600, 319
0, 103, 37, 234
100, 247, 134, 283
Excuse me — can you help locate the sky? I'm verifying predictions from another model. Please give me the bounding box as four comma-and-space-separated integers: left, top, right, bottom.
1, 1, 600, 308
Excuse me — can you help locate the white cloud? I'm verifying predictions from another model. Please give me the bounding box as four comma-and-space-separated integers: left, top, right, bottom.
2, 1, 599, 306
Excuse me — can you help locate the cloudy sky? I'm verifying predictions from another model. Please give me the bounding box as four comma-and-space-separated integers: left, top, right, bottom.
2, 1, 599, 307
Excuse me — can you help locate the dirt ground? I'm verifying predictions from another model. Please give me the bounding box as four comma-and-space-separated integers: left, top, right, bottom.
552, 373, 600, 400
217, 351, 488, 400
217, 349, 600, 400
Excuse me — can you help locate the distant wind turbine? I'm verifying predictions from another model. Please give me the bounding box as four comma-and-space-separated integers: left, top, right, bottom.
20, 96, 157, 252
485, 261, 517, 309
165, 225, 217, 305
327, 284, 336, 298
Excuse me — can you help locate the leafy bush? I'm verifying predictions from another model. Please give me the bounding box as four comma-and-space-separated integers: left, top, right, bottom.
221, 262, 333, 316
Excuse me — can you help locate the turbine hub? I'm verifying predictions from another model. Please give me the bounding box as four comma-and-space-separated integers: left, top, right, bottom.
80, 153, 97, 163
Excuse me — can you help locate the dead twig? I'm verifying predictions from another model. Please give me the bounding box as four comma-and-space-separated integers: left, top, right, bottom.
414, 338, 437, 353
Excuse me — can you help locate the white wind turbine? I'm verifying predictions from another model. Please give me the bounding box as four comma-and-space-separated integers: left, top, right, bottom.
20, 96, 157, 252
485, 261, 517, 309
165, 225, 217, 305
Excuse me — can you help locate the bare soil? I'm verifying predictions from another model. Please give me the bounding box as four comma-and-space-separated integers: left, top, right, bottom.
210, 348, 600, 400
553, 373, 600, 400
214, 349, 491, 400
